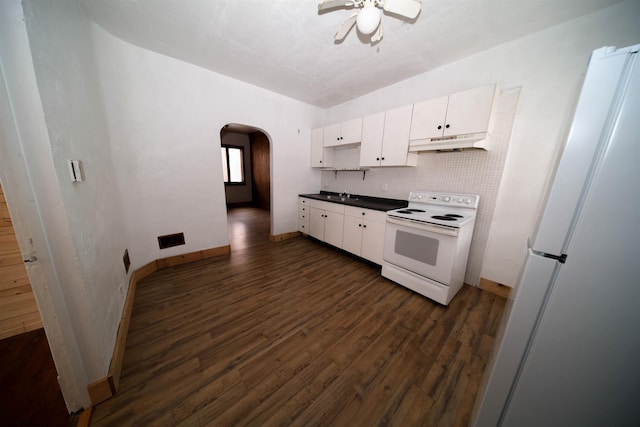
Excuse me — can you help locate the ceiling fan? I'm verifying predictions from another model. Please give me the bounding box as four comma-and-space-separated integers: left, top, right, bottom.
318, 0, 422, 43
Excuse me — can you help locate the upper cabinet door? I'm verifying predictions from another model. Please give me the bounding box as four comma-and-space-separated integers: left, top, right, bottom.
311, 127, 332, 168
340, 117, 363, 145
444, 84, 497, 136
380, 104, 413, 166
323, 123, 342, 147
359, 111, 385, 167
322, 118, 363, 147
410, 95, 449, 140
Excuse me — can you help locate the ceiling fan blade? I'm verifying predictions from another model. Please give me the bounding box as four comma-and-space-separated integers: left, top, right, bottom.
318, 0, 355, 11
371, 20, 384, 42
383, 0, 421, 19
334, 13, 358, 41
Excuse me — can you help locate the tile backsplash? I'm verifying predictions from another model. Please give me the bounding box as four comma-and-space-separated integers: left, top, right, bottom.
322, 87, 521, 286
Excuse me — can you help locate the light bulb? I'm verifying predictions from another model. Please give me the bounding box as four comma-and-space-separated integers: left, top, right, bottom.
356, 5, 381, 35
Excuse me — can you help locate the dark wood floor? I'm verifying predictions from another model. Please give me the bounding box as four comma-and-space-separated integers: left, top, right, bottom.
0, 328, 70, 426
90, 206, 506, 426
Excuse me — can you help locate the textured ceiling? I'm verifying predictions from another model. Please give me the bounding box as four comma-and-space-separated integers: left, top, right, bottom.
81, 0, 621, 108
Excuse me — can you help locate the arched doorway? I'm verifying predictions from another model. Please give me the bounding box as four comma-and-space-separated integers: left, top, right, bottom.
219, 123, 271, 249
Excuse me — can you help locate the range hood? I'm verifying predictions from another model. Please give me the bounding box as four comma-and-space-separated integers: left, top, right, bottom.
409, 131, 491, 152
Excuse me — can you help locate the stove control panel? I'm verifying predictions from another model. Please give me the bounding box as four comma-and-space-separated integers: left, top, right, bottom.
409, 191, 479, 209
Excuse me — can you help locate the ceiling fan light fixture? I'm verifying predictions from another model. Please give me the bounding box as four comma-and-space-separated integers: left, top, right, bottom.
356, 5, 381, 34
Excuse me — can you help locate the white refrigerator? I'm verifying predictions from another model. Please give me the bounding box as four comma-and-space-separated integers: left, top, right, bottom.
472, 44, 640, 427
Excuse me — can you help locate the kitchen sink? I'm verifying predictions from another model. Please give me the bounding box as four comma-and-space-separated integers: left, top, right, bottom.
326, 195, 360, 202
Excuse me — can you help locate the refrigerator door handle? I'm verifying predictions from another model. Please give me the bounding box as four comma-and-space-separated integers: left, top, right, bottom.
531, 249, 567, 264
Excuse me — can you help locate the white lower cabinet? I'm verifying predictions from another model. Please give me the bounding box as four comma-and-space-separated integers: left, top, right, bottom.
307, 199, 345, 248
300, 197, 387, 264
342, 206, 387, 264
298, 198, 310, 234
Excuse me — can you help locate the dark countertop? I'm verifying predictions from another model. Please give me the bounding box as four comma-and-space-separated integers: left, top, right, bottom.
299, 191, 408, 212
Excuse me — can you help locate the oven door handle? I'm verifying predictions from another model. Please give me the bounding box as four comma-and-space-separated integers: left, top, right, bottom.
386, 216, 459, 236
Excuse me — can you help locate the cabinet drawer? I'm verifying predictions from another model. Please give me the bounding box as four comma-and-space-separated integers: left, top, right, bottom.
298, 220, 310, 234
307, 199, 345, 214
298, 205, 309, 216
344, 205, 387, 223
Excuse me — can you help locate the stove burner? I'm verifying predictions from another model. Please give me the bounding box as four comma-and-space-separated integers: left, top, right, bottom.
396, 210, 414, 214
431, 215, 458, 221
445, 214, 463, 218
406, 209, 426, 212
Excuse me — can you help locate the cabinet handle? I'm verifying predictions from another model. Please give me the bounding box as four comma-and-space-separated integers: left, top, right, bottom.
376, 157, 380, 161
362, 212, 365, 216
363, 225, 367, 228
437, 125, 442, 130
319, 160, 322, 163
358, 224, 362, 227
445, 124, 450, 129
381, 157, 385, 161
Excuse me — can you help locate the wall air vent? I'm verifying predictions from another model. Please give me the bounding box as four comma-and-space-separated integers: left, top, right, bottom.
158, 232, 185, 249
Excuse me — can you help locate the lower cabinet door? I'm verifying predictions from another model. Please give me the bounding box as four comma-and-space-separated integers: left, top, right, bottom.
361, 220, 386, 264
342, 215, 364, 256
323, 212, 344, 248
309, 207, 325, 241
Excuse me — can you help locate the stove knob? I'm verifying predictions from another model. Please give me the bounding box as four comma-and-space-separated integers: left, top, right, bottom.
464, 198, 472, 204
443, 196, 451, 202
457, 198, 463, 203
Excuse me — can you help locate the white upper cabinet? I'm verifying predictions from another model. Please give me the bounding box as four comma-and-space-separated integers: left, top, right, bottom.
311, 83, 500, 167
410, 84, 499, 151
381, 105, 417, 166
311, 127, 333, 168
360, 105, 417, 167
323, 117, 363, 147
359, 111, 385, 167
409, 95, 449, 140
323, 123, 341, 147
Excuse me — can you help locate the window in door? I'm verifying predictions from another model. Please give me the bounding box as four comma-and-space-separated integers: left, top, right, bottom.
221, 145, 245, 184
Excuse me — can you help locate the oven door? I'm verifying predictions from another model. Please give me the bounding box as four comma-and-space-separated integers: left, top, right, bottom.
383, 216, 458, 285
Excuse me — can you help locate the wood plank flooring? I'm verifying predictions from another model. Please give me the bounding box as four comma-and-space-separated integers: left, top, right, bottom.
0, 328, 70, 426
1, 180, 43, 340
90, 207, 506, 426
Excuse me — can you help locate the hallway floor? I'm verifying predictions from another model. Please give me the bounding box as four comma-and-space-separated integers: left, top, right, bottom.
0, 328, 70, 426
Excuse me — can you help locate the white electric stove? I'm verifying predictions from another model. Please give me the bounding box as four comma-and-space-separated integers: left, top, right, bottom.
382, 191, 479, 305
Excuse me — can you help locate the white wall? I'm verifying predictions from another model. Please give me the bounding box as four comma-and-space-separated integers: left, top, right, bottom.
22, 0, 130, 377
322, 0, 640, 288
92, 25, 323, 269
0, 0, 108, 409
